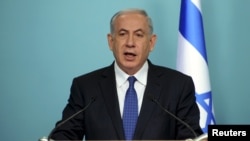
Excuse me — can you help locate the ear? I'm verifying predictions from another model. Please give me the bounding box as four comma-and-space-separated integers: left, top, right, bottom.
107, 33, 114, 50
149, 34, 157, 51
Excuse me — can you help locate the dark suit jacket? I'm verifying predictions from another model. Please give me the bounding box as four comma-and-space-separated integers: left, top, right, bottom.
51, 60, 203, 140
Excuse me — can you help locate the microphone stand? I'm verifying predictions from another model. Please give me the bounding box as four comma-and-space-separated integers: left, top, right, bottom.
39, 97, 96, 141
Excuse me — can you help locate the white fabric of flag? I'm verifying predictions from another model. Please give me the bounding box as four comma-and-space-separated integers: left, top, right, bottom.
176, 0, 216, 133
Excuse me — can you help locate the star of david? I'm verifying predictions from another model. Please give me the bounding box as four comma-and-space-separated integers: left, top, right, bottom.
195, 91, 216, 133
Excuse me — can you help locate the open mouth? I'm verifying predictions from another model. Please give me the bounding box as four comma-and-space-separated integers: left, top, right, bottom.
124, 52, 136, 56
124, 52, 136, 60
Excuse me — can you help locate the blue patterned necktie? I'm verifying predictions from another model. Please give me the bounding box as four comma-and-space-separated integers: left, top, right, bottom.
123, 76, 138, 140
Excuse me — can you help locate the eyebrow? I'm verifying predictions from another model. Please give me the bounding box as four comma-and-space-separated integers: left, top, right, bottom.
119, 28, 145, 33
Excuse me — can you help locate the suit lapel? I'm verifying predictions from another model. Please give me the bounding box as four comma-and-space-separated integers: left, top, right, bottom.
99, 64, 125, 140
134, 62, 163, 139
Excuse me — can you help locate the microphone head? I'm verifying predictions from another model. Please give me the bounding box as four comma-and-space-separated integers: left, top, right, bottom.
91, 96, 96, 102
147, 94, 156, 102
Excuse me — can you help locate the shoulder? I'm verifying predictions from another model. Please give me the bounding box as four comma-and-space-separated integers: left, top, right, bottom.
149, 61, 192, 80
73, 63, 114, 83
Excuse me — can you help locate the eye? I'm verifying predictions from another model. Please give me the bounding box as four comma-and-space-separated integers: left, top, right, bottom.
135, 30, 144, 38
119, 32, 126, 36
118, 30, 127, 37
136, 33, 143, 37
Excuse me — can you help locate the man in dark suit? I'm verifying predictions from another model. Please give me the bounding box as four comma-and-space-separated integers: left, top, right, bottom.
50, 8, 203, 140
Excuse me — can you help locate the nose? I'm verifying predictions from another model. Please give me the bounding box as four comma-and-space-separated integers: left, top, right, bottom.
126, 34, 135, 47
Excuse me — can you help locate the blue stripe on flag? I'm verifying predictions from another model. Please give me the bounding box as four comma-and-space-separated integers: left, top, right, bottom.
179, 0, 207, 62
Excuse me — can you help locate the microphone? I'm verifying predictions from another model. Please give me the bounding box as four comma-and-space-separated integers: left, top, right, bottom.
44, 96, 96, 141
148, 95, 200, 140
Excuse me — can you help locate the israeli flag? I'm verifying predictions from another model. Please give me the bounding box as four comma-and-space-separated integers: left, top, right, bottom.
176, 0, 216, 133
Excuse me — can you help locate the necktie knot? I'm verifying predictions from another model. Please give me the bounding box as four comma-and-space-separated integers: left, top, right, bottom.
128, 76, 136, 87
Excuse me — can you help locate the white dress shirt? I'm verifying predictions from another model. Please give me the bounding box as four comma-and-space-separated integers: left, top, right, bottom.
114, 61, 148, 117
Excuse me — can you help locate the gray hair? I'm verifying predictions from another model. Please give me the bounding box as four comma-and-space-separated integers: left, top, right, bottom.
110, 8, 154, 35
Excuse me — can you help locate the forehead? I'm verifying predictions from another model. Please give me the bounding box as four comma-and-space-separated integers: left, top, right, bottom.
114, 13, 149, 31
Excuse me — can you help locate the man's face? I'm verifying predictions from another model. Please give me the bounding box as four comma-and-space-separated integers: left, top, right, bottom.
108, 12, 157, 75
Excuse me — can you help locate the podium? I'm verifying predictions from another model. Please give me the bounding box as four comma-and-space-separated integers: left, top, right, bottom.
39, 134, 208, 141
39, 133, 208, 141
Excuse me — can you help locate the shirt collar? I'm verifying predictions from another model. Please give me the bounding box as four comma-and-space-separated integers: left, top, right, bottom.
115, 61, 148, 87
